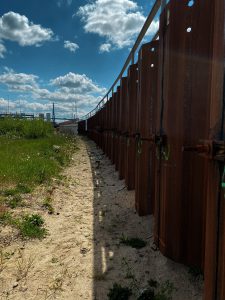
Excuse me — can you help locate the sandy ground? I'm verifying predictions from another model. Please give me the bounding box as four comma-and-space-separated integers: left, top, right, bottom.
0, 137, 203, 300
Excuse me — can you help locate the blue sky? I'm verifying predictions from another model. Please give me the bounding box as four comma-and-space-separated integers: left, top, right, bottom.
0, 0, 158, 119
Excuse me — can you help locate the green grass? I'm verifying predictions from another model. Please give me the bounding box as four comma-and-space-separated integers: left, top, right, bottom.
7, 195, 24, 209
0, 210, 47, 239
0, 117, 53, 138
42, 197, 54, 214
19, 214, 47, 239
2, 183, 32, 196
0, 119, 78, 188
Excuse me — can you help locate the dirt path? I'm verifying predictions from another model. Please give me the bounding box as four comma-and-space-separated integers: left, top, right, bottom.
0, 137, 203, 300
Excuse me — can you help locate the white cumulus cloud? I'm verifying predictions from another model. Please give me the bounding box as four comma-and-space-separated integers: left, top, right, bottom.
64, 40, 79, 53
0, 69, 38, 87
51, 72, 106, 94
0, 69, 106, 117
0, 11, 54, 47
99, 43, 111, 53
77, 0, 158, 51
0, 42, 6, 58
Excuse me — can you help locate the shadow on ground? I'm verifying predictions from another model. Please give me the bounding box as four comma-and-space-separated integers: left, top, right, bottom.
83, 137, 203, 300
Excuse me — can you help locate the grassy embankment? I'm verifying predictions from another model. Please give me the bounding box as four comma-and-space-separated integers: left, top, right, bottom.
0, 117, 78, 238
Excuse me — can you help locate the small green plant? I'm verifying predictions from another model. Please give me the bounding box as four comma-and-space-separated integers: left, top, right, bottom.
42, 197, 54, 214
137, 279, 175, 300
0, 208, 13, 225
188, 266, 204, 281
107, 283, 132, 300
2, 184, 31, 197
16, 250, 35, 280
16, 183, 32, 194
7, 195, 24, 209
120, 234, 147, 249
18, 214, 47, 239
122, 257, 139, 292
155, 281, 175, 300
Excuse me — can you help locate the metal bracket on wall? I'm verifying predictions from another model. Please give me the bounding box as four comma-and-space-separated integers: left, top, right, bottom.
183, 140, 225, 162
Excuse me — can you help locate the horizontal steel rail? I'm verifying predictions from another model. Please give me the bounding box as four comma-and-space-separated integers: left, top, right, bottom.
81, 0, 162, 120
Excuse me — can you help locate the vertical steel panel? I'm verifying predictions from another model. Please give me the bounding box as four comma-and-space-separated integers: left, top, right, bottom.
203, 0, 225, 298
155, 0, 224, 272
128, 64, 138, 136
135, 40, 159, 216
118, 78, 128, 180
125, 64, 138, 190
115, 86, 121, 172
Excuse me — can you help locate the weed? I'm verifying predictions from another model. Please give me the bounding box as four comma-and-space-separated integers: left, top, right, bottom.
7, 195, 24, 209
155, 281, 175, 300
0, 208, 13, 226
107, 283, 132, 300
2, 184, 32, 197
188, 266, 204, 281
16, 250, 35, 280
16, 184, 32, 194
18, 214, 47, 239
137, 279, 175, 300
120, 234, 147, 249
122, 257, 139, 292
0, 249, 6, 272
49, 266, 69, 295
42, 197, 54, 214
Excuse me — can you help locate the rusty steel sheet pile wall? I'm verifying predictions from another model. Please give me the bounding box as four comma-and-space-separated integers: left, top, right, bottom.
115, 87, 121, 171
154, 0, 225, 280
154, 0, 209, 268
135, 40, 159, 216
77, 0, 225, 298
201, 0, 225, 299
118, 77, 128, 180
125, 63, 138, 190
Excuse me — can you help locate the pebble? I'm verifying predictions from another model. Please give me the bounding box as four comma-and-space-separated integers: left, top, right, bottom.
12, 282, 19, 288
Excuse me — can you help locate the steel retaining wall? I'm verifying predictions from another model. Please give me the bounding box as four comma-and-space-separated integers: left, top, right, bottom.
78, 0, 225, 299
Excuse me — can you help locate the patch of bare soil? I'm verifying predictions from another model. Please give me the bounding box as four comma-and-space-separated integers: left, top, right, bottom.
0, 137, 203, 300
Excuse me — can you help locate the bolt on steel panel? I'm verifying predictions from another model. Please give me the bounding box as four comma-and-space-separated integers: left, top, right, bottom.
137, 41, 159, 139
154, 0, 223, 270
135, 40, 159, 216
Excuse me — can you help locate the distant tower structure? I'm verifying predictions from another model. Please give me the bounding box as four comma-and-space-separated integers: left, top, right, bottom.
52, 103, 56, 124
46, 113, 51, 122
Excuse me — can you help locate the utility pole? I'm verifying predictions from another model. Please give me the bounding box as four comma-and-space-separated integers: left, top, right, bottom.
7, 97, 9, 114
